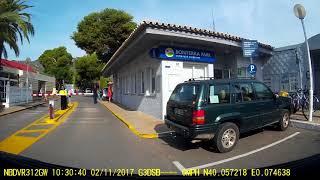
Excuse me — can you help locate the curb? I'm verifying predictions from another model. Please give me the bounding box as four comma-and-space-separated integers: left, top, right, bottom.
0, 102, 47, 117
99, 101, 163, 139
290, 119, 320, 132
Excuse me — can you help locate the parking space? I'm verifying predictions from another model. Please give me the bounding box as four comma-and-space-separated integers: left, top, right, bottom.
151, 127, 320, 173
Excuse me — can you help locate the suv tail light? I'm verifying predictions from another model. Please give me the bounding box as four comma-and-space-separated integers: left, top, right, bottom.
192, 109, 205, 125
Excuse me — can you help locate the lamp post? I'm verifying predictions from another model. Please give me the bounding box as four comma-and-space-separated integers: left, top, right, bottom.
294, 4, 314, 121
26, 58, 31, 104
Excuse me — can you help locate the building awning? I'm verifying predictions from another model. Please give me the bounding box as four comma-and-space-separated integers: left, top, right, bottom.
0, 59, 36, 73
102, 20, 274, 76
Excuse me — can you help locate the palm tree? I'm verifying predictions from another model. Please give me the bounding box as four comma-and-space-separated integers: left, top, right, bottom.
0, 0, 34, 59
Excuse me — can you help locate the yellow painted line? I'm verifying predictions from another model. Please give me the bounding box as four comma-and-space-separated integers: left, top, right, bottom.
0, 102, 78, 155
18, 129, 48, 133
99, 101, 159, 139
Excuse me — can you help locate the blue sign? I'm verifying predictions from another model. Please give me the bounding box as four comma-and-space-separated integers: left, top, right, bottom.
242, 40, 259, 57
150, 46, 215, 63
247, 64, 257, 75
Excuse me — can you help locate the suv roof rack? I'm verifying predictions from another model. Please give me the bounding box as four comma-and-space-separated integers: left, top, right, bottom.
184, 76, 256, 82
187, 77, 215, 81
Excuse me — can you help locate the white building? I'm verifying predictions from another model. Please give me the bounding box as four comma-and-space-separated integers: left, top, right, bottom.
102, 21, 273, 119
0, 59, 55, 107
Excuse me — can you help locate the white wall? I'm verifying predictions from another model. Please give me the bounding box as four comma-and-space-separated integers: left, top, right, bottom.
161, 60, 212, 119
113, 52, 163, 119
4, 84, 32, 107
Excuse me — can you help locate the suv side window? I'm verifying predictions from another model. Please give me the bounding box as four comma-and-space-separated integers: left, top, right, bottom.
253, 83, 274, 100
233, 83, 255, 103
208, 84, 230, 104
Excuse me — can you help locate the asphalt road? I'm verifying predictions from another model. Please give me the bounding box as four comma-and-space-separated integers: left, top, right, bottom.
2, 96, 320, 174
0, 99, 60, 142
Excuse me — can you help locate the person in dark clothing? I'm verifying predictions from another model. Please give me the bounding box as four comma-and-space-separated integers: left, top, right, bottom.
93, 84, 98, 104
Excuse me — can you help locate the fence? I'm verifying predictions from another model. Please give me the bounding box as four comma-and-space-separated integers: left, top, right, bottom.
3, 83, 33, 108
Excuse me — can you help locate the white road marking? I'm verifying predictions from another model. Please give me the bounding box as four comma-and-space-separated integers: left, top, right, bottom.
173, 161, 185, 172
173, 132, 300, 171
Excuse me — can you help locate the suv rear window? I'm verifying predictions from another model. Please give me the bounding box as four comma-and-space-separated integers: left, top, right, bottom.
169, 84, 199, 103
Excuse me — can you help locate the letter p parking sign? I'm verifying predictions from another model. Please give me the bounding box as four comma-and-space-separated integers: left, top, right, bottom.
247, 64, 257, 75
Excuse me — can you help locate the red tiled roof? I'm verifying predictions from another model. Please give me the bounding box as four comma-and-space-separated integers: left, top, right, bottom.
142, 21, 273, 49
0, 59, 36, 72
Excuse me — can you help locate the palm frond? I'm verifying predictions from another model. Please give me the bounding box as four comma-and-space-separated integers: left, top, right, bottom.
0, 0, 34, 58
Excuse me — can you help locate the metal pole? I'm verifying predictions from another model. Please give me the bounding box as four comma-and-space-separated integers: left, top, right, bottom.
301, 19, 313, 121
26, 62, 29, 104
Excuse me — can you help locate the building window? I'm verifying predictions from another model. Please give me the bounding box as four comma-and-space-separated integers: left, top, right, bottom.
281, 74, 289, 92
289, 74, 298, 92
134, 73, 137, 94
126, 75, 130, 94
140, 71, 144, 94
131, 73, 134, 94
237, 67, 247, 78
121, 77, 124, 95
151, 68, 156, 94
123, 76, 126, 95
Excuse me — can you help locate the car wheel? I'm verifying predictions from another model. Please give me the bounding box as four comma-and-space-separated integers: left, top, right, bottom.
213, 122, 239, 153
277, 110, 290, 131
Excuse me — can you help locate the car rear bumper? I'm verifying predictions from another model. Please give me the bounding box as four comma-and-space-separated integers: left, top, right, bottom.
164, 119, 216, 140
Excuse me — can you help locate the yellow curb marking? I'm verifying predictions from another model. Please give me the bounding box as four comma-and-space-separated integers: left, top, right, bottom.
99, 101, 159, 139
0, 102, 78, 155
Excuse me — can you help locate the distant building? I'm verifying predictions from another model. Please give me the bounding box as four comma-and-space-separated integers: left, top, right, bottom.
262, 34, 320, 94
0, 58, 55, 105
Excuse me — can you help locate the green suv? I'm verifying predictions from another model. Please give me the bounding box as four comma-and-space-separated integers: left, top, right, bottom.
165, 78, 293, 153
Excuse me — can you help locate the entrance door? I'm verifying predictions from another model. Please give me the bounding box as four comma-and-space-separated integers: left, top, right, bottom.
214, 69, 223, 79
182, 64, 206, 81
183, 65, 193, 81
193, 65, 205, 79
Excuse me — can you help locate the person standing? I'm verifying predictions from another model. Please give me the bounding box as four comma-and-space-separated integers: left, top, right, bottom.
93, 84, 98, 104
107, 82, 113, 102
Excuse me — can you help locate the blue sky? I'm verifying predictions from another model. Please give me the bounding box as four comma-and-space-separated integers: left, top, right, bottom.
6, 0, 320, 61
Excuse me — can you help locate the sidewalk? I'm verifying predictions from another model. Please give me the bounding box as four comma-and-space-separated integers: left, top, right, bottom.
290, 111, 320, 132
0, 98, 59, 117
99, 100, 173, 138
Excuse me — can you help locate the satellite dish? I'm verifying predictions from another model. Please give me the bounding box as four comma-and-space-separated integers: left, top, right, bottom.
294, 4, 306, 19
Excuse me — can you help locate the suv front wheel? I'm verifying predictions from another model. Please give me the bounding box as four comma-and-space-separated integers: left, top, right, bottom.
277, 110, 290, 131
213, 122, 239, 153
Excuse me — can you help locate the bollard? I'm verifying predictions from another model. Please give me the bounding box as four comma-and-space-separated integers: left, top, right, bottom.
49, 100, 54, 119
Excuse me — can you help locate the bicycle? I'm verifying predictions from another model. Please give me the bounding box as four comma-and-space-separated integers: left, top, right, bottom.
290, 88, 320, 120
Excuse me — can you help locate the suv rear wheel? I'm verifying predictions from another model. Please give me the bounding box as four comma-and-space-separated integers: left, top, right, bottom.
213, 122, 239, 153
277, 110, 290, 131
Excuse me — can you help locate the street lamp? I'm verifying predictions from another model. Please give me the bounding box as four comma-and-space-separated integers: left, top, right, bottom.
26, 58, 31, 104
294, 4, 314, 121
